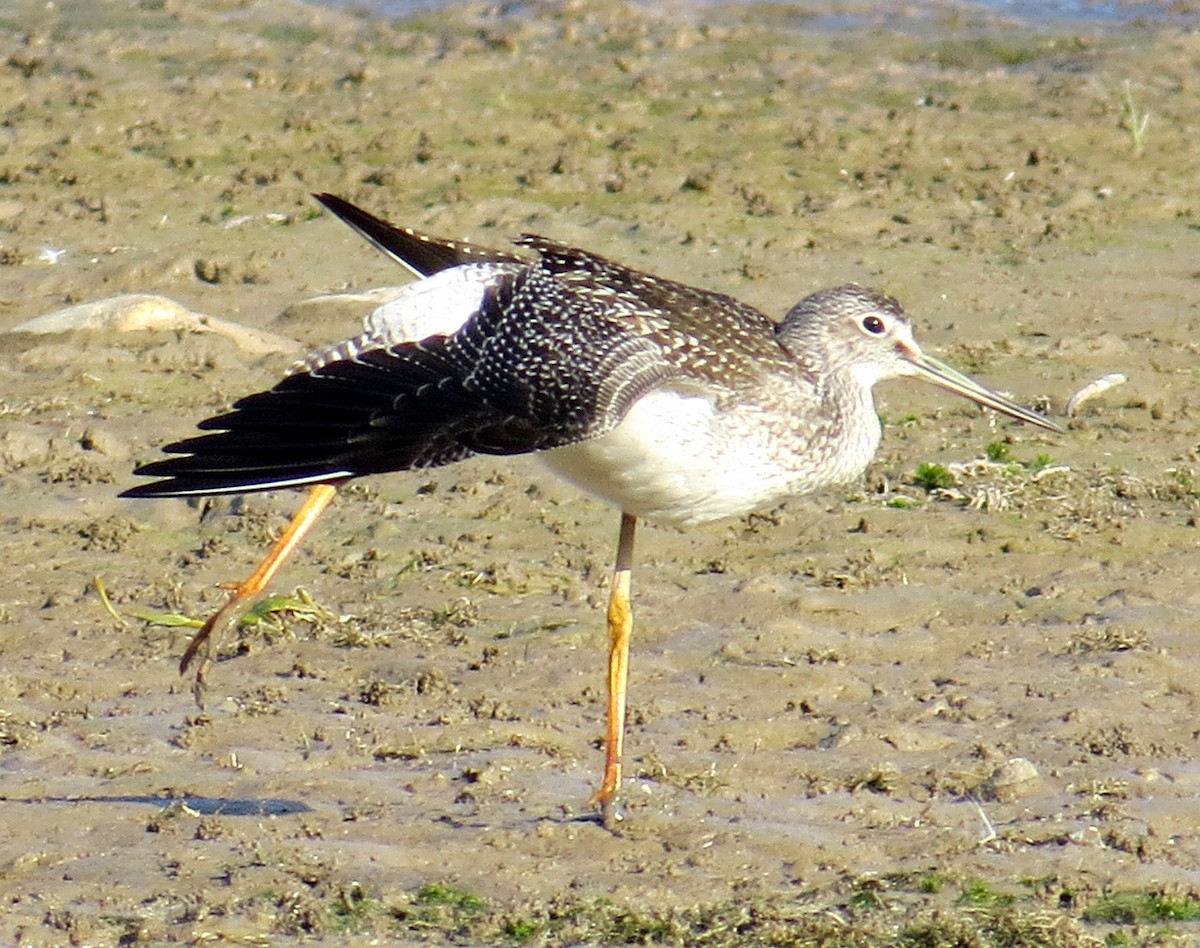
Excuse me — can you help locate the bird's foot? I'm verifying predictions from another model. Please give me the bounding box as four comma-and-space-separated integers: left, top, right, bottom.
599, 795, 625, 832
588, 782, 625, 832
178, 588, 262, 706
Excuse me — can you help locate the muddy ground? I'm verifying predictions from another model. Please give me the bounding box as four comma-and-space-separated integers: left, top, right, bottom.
2, 0, 1200, 944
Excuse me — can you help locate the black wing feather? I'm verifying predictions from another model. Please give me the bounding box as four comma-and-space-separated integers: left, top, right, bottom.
313, 192, 524, 277
122, 264, 675, 498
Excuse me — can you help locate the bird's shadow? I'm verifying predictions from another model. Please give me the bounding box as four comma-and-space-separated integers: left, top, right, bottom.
0, 794, 617, 828
0, 793, 311, 816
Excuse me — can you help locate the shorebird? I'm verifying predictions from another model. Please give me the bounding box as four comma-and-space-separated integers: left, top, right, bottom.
124, 193, 1061, 826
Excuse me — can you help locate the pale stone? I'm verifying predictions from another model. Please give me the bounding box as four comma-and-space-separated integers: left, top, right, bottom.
9, 294, 300, 355
980, 757, 1041, 803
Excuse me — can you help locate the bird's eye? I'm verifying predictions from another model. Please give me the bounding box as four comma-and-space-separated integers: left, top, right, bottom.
862, 315, 886, 335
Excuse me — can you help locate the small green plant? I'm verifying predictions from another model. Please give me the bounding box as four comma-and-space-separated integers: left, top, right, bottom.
416, 882, 486, 913
984, 442, 1055, 472
849, 879, 890, 911
329, 882, 380, 933
1084, 891, 1200, 924
605, 911, 678, 942
985, 441, 1012, 463
913, 462, 954, 491
1120, 80, 1150, 156
503, 917, 539, 941
958, 879, 1014, 906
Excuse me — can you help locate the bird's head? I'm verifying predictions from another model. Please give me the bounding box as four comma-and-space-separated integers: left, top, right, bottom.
778, 284, 1061, 432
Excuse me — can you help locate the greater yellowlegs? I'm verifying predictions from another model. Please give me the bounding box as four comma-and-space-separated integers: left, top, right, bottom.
124, 193, 1062, 825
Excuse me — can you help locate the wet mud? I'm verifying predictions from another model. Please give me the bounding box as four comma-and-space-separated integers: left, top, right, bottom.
1, 1, 1199, 943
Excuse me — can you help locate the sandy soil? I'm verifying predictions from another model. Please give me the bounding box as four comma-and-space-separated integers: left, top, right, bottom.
2, 1, 1200, 944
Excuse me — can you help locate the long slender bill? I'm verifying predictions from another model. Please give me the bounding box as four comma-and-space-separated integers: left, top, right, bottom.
906, 352, 1063, 432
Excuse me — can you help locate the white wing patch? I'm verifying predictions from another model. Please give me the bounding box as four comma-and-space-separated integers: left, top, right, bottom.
364, 263, 512, 345
294, 263, 515, 374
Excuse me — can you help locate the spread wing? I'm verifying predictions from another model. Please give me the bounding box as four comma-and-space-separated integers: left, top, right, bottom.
123, 264, 672, 497
123, 196, 793, 499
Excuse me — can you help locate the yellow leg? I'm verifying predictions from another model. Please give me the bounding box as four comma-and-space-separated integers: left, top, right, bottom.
589, 512, 636, 828
180, 482, 340, 692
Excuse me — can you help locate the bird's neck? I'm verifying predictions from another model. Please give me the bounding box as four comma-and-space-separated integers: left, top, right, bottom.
807, 369, 884, 487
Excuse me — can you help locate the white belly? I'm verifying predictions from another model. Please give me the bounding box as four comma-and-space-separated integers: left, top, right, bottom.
540, 388, 877, 527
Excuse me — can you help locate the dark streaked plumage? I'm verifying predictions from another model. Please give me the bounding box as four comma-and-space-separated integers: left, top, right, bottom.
125, 197, 831, 503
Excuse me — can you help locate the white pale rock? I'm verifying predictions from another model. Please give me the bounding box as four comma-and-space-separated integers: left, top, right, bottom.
9, 294, 300, 355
